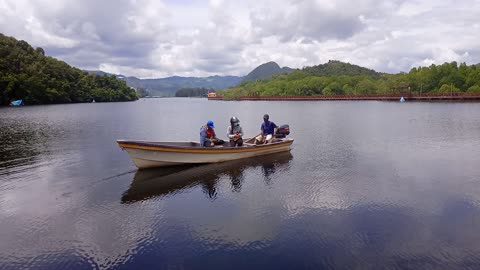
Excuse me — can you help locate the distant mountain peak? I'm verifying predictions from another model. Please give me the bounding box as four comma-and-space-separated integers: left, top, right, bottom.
242, 61, 295, 82
86, 61, 298, 95
260, 61, 281, 68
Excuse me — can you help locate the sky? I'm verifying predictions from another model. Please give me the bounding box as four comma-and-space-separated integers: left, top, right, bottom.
1, 0, 479, 78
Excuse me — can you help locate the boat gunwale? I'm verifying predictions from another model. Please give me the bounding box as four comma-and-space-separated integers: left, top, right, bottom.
117, 139, 294, 153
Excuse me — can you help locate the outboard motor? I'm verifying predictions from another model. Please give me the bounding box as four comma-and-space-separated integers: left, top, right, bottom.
275, 124, 290, 138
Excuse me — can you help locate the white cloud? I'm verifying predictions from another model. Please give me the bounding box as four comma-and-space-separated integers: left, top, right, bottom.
396, 0, 434, 16
1, 0, 480, 78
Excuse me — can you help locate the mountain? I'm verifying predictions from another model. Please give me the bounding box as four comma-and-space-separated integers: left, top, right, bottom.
85, 61, 294, 96
86, 71, 242, 97
302, 60, 381, 77
122, 75, 242, 96
242, 61, 295, 82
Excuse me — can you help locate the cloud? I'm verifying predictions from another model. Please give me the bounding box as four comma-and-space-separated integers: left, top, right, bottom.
1, 0, 480, 77
250, 0, 377, 42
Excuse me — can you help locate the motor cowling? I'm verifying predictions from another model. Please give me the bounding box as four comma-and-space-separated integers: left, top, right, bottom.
275, 124, 290, 138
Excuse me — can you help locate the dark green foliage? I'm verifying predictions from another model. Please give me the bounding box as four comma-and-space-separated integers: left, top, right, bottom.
175, 87, 212, 97
219, 61, 480, 99
303, 60, 381, 78
0, 33, 138, 105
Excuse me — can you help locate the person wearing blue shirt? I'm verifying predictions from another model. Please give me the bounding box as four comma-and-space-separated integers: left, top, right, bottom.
254, 114, 278, 144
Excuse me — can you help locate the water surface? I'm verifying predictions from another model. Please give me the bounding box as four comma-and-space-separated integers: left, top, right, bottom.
1, 99, 480, 269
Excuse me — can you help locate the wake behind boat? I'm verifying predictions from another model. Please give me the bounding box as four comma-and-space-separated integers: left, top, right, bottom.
117, 138, 294, 169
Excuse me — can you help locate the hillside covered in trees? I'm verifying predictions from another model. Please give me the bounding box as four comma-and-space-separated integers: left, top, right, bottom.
303, 60, 381, 78
0, 34, 138, 105
219, 60, 480, 99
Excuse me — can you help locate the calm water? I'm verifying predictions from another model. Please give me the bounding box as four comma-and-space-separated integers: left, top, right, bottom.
1, 99, 480, 269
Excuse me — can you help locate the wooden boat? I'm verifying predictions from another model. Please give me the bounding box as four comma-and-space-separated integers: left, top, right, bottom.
117, 138, 294, 169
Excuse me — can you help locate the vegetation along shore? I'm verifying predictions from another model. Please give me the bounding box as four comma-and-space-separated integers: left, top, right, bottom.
216, 60, 480, 100
0, 34, 138, 105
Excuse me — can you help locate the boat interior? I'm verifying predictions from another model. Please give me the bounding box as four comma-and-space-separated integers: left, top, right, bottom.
120, 138, 291, 149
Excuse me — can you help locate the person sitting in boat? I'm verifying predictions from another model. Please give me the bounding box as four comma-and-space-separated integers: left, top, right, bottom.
200, 120, 224, 147
254, 114, 278, 145
227, 116, 243, 147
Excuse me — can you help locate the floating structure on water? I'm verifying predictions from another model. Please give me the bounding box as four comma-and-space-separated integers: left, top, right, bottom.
209, 94, 480, 101
207, 92, 217, 98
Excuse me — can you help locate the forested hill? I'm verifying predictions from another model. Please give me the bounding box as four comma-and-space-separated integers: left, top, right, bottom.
220, 61, 480, 99
0, 34, 138, 105
303, 60, 381, 77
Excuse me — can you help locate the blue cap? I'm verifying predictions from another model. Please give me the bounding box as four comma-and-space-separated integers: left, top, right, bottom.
207, 120, 215, 128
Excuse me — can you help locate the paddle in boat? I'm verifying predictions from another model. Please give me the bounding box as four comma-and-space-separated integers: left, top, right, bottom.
118, 125, 293, 169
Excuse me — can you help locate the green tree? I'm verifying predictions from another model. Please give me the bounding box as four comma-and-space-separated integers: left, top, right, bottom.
437, 84, 460, 95
0, 33, 138, 105
467, 85, 480, 93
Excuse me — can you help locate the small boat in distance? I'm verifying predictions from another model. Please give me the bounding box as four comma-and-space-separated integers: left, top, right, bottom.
117, 138, 294, 169
10, 100, 23, 106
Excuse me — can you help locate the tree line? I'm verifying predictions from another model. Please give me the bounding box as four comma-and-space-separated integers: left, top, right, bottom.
0, 33, 138, 105
218, 61, 480, 99
175, 87, 213, 97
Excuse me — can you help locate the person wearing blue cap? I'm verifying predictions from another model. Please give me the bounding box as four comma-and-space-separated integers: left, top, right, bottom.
200, 120, 224, 147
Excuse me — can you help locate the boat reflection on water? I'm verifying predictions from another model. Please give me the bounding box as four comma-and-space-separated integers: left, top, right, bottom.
121, 152, 293, 203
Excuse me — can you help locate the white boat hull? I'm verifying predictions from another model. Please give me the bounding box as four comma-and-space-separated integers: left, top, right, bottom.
118, 139, 293, 169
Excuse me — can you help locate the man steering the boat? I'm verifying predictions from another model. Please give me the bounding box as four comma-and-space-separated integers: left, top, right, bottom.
254, 114, 278, 144
200, 120, 224, 147
227, 116, 243, 147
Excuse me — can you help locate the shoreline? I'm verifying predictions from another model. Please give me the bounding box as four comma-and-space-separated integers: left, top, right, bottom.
208, 94, 480, 101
